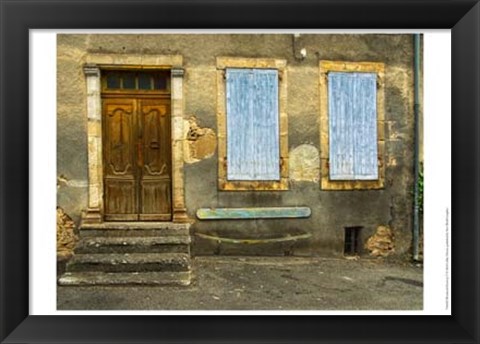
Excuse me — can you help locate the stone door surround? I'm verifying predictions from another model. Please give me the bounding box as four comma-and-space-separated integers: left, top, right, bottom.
82, 54, 188, 223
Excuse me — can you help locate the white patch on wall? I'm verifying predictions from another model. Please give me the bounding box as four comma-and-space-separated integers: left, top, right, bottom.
57, 175, 89, 188
289, 144, 320, 182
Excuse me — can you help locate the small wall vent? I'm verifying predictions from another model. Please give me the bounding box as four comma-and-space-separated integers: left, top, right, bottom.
344, 226, 363, 256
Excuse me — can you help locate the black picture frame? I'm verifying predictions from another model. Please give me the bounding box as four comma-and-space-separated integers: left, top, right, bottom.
1, 0, 479, 343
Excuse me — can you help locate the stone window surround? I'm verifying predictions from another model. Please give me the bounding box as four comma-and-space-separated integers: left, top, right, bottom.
319, 60, 386, 190
82, 54, 189, 223
216, 57, 289, 191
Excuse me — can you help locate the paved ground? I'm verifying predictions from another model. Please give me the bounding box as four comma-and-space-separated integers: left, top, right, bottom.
57, 256, 423, 311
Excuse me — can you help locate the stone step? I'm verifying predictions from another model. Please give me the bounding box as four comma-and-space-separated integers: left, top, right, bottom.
58, 271, 191, 286
80, 222, 190, 238
75, 236, 191, 254
67, 253, 191, 273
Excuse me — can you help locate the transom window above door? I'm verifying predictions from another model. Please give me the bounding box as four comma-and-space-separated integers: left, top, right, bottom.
102, 70, 170, 92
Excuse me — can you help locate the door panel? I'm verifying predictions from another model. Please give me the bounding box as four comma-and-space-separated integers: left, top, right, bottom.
102, 97, 172, 221
139, 179, 172, 220
103, 99, 137, 220
139, 99, 172, 220
104, 180, 137, 221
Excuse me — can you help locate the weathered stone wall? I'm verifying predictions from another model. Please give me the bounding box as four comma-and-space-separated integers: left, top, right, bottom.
57, 35, 90, 223
57, 34, 419, 258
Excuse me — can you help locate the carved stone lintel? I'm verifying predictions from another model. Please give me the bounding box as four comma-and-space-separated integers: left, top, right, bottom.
82, 207, 102, 224
171, 68, 185, 78
83, 64, 100, 77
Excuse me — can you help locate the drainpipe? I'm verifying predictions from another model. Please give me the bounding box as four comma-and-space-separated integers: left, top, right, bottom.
412, 34, 421, 261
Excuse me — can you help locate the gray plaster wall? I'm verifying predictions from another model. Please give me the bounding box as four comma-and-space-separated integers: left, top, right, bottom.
57, 34, 420, 258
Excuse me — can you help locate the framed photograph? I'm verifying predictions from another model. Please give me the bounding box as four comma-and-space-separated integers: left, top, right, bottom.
1, 0, 478, 343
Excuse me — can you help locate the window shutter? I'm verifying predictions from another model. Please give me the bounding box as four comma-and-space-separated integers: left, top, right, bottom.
328, 72, 378, 180
226, 68, 280, 181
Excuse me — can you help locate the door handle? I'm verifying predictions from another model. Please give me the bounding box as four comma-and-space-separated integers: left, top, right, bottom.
150, 141, 160, 149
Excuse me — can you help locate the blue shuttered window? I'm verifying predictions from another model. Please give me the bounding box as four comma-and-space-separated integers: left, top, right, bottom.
226, 68, 280, 181
328, 72, 378, 180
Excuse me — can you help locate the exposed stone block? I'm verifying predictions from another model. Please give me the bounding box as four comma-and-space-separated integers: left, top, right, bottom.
57, 207, 78, 261
365, 225, 395, 257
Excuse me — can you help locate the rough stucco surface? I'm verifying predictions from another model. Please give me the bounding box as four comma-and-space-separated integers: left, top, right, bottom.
57, 34, 421, 258
57, 36, 89, 224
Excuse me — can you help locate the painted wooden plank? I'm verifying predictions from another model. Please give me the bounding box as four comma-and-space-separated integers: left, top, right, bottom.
196, 207, 311, 220
226, 69, 252, 180
328, 72, 378, 180
253, 69, 280, 180
352, 73, 378, 179
329, 72, 355, 179
226, 68, 280, 181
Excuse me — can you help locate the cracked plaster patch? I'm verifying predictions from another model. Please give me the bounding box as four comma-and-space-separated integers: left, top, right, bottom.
183, 117, 217, 164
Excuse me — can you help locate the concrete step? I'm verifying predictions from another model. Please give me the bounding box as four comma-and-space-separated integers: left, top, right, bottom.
67, 253, 191, 273
80, 222, 191, 238
58, 271, 191, 286
75, 236, 191, 254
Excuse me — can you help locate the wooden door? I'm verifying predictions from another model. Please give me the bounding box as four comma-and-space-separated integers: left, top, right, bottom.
103, 98, 172, 221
